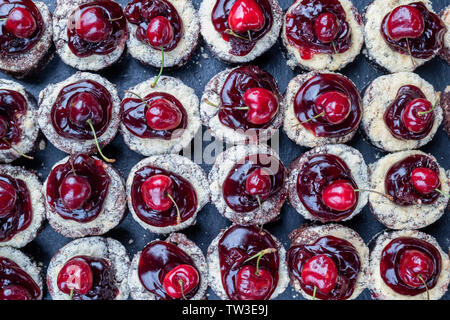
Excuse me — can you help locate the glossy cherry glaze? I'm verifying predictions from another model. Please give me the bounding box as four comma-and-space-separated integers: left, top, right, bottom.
380, 237, 441, 296
51, 80, 113, 140
285, 0, 352, 59
121, 92, 187, 139
212, 0, 273, 56
0, 257, 40, 300
297, 154, 358, 222
219, 65, 280, 132
46, 154, 111, 223
384, 85, 433, 140
0, 0, 43, 56
138, 241, 200, 300
218, 225, 279, 300
287, 236, 360, 300
385, 154, 440, 206
0, 180, 16, 217
124, 0, 182, 52
294, 73, 361, 138
381, 2, 446, 59
131, 166, 197, 227
223, 153, 285, 213
0, 89, 28, 150
67, 0, 128, 58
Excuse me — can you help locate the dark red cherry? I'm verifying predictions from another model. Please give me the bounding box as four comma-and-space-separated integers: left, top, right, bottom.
57, 258, 94, 295
401, 98, 433, 133
243, 87, 279, 125
163, 264, 199, 299
69, 92, 104, 126
314, 13, 340, 44
0, 116, 8, 139
398, 249, 434, 288
386, 5, 425, 41
0, 285, 32, 300
411, 167, 440, 195
235, 265, 273, 300
322, 180, 356, 212
301, 254, 338, 295
245, 168, 272, 200
146, 16, 174, 49
315, 91, 351, 124
0, 180, 16, 217
141, 174, 174, 212
5, 7, 37, 39
75, 7, 112, 43
228, 0, 265, 33
59, 175, 92, 210
145, 98, 182, 131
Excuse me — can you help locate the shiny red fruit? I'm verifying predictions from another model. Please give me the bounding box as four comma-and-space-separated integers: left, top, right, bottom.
314, 13, 340, 44
5, 7, 37, 39
301, 254, 338, 295
245, 168, 272, 200
0, 116, 8, 138
69, 92, 104, 126
141, 174, 174, 212
398, 249, 434, 288
401, 98, 433, 133
228, 0, 265, 34
322, 180, 356, 212
0, 285, 32, 300
386, 5, 425, 41
163, 264, 199, 299
236, 265, 273, 300
75, 7, 112, 43
315, 91, 351, 124
411, 167, 440, 195
59, 175, 92, 210
0, 180, 16, 217
57, 258, 93, 295
146, 16, 174, 49
145, 98, 182, 131
243, 87, 278, 125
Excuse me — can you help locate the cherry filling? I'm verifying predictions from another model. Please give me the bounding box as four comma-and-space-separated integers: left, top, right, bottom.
0, 257, 40, 300
384, 85, 434, 140
380, 237, 441, 296
0, 0, 44, 56
211, 0, 273, 56
131, 166, 197, 227
138, 241, 200, 300
124, 0, 182, 52
381, 2, 446, 60
0, 89, 28, 150
46, 154, 111, 223
218, 225, 279, 300
219, 65, 280, 132
121, 92, 187, 140
57, 256, 118, 300
285, 0, 352, 60
222, 153, 285, 213
294, 73, 361, 138
67, 0, 128, 58
287, 236, 360, 300
385, 154, 440, 206
296, 154, 359, 222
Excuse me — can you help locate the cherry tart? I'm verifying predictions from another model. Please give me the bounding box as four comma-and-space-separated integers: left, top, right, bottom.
209, 144, 287, 226
287, 144, 369, 223
53, 0, 128, 71
442, 86, 450, 136
121, 76, 201, 156
368, 150, 449, 230
37, 72, 121, 155
369, 230, 449, 300
124, 0, 200, 68
287, 224, 369, 300
126, 154, 209, 234
440, 6, 450, 64
0, 0, 53, 78
44, 154, 126, 239
0, 246, 43, 300
128, 233, 208, 300
0, 79, 39, 163
200, 65, 283, 144
207, 224, 289, 300
47, 237, 130, 300
364, 0, 446, 73
281, 0, 364, 71
362, 72, 442, 152
0, 165, 45, 248
199, 0, 282, 64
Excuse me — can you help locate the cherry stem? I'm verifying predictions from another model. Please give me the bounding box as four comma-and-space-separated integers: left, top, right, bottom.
435, 188, 450, 198
1, 138, 34, 160
418, 97, 440, 116
151, 47, 164, 88
225, 29, 250, 41
178, 279, 186, 300
203, 99, 219, 108
125, 90, 151, 110
354, 189, 394, 201
256, 195, 262, 208
86, 119, 115, 163
166, 192, 181, 225
298, 112, 325, 125
108, 16, 123, 22
418, 274, 430, 300
331, 41, 338, 55
406, 38, 416, 69
244, 248, 277, 276
69, 150, 77, 176
69, 288, 74, 300
312, 286, 317, 300
247, 30, 252, 41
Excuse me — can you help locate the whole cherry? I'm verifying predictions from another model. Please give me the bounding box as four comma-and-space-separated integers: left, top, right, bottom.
245, 168, 272, 201
141, 174, 174, 212
411, 167, 439, 195
0, 285, 32, 300
401, 98, 434, 133
163, 264, 199, 299
69, 92, 104, 127
5, 7, 37, 39
228, 0, 265, 34
315, 91, 351, 124
322, 180, 356, 212
314, 13, 340, 44
398, 249, 434, 288
59, 175, 92, 210
235, 265, 273, 300
146, 16, 174, 49
145, 98, 182, 131
75, 7, 112, 43
0, 180, 16, 217
243, 87, 279, 125
386, 5, 425, 41
301, 254, 338, 295
0, 116, 8, 139
57, 258, 94, 296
